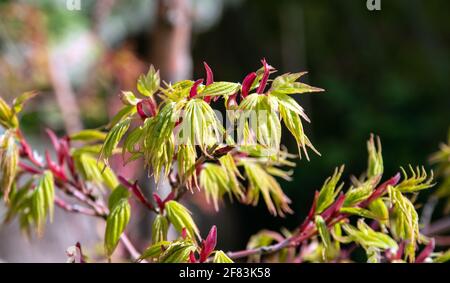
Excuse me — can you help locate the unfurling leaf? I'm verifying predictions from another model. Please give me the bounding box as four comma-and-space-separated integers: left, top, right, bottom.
367, 134, 383, 178
389, 188, 420, 262
342, 220, 398, 251
12, 91, 38, 114
434, 250, 450, 263
315, 215, 332, 250
0, 130, 19, 201
122, 126, 144, 160
165, 200, 200, 240
199, 153, 246, 211
106, 105, 136, 130
241, 72, 257, 98
70, 130, 107, 142
218, 153, 244, 199
108, 186, 131, 210
159, 241, 197, 263
242, 160, 292, 217
316, 166, 344, 214
274, 92, 319, 159
199, 226, 217, 262
343, 176, 380, 207
137, 65, 160, 97
368, 198, 389, 224
238, 94, 281, 153
213, 251, 233, 263
198, 82, 240, 98
74, 153, 119, 189
200, 164, 231, 211
139, 241, 171, 261
105, 197, 131, 257
152, 215, 169, 244
0, 96, 19, 129
340, 207, 379, 220
120, 91, 139, 106
178, 98, 223, 152
270, 72, 324, 95
177, 144, 197, 185
142, 102, 182, 184
395, 166, 434, 193
100, 117, 131, 164
31, 171, 55, 235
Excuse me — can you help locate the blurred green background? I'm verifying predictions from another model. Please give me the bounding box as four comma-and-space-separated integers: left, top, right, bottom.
0, 0, 449, 261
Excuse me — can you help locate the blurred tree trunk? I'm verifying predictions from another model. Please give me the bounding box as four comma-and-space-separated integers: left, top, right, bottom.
150, 0, 193, 82
48, 51, 83, 134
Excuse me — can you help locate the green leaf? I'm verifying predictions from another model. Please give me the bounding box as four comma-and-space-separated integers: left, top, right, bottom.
159, 241, 197, 263
152, 215, 169, 244
143, 101, 183, 184
316, 166, 344, 214
74, 153, 118, 190
0, 130, 19, 201
315, 215, 332, 249
31, 171, 55, 235
100, 117, 131, 164
213, 251, 233, 263
246, 230, 279, 250
389, 188, 420, 262
108, 186, 131, 210
3, 180, 33, 223
137, 65, 160, 97
104, 198, 131, 257
139, 241, 171, 261
272, 72, 307, 88
242, 160, 292, 217
120, 91, 139, 106
271, 91, 308, 118
343, 176, 380, 207
395, 166, 434, 193
178, 99, 223, 152
0, 96, 18, 129
342, 220, 398, 251
198, 82, 240, 98
238, 94, 281, 153
12, 91, 38, 114
367, 134, 383, 178
340, 207, 379, 220
199, 163, 231, 211
368, 198, 389, 224
434, 250, 450, 263
122, 126, 144, 159
165, 200, 200, 239
219, 153, 244, 199
270, 72, 324, 95
160, 80, 194, 101
275, 93, 319, 159
177, 144, 197, 184
106, 105, 136, 130
70, 130, 107, 142
365, 247, 380, 263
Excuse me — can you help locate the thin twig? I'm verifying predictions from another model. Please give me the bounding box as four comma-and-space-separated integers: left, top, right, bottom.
120, 234, 143, 262
227, 238, 293, 260
54, 197, 99, 217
